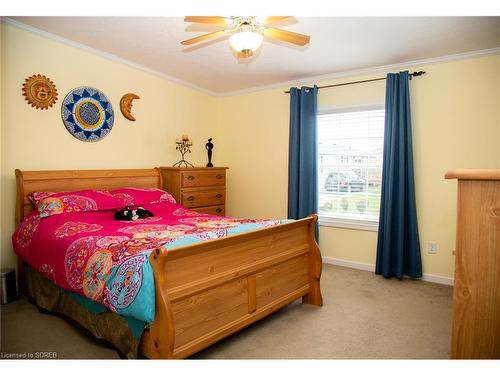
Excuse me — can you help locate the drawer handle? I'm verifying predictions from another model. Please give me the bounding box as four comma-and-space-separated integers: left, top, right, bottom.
216, 208, 222, 213
216, 174, 223, 179
187, 196, 195, 201
216, 194, 223, 199
187, 175, 195, 181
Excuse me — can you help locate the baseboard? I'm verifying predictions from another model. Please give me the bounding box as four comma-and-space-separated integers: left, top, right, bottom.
323, 257, 376, 272
322, 256, 454, 286
420, 273, 454, 286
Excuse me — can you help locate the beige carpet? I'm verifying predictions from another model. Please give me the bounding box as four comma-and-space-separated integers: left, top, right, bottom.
0, 264, 453, 359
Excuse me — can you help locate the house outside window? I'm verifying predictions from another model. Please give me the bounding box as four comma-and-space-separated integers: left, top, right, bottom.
318, 105, 384, 231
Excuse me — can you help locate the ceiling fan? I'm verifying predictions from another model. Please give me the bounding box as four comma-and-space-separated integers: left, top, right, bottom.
181, 16, 310, 59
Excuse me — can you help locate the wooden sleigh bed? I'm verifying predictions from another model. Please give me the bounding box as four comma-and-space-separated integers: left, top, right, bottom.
15, 168, 323, 359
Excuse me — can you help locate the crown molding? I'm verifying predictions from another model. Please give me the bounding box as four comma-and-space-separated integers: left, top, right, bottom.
2, 17, 218, 97
219, 46, 500, 97
4, 17, 499, 98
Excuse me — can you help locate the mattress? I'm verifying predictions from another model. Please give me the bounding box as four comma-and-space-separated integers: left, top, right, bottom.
13, 198, 286, 324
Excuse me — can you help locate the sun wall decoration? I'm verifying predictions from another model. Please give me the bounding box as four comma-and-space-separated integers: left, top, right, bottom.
61, 87, 114, 142
22, 74, 58, 109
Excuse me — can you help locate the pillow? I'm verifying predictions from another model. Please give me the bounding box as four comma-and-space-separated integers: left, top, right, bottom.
111, 187, 176, 206
29, 189, 132, 218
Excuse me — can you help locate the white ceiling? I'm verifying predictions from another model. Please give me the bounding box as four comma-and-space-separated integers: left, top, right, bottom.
8, 16, 500, 95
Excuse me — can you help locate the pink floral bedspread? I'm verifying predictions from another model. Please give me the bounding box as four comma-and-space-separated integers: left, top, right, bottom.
13, 200, 284, 322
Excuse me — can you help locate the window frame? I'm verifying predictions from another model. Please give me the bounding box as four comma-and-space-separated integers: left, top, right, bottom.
317, 102, 385, 232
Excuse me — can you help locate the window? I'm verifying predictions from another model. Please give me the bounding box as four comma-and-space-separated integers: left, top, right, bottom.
318, 106, 384, 231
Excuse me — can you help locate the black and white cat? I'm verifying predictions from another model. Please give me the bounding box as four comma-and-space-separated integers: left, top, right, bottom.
114, 206, 154, 221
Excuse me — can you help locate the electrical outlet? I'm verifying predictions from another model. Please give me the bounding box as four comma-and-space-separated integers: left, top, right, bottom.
428, 241, 438, 254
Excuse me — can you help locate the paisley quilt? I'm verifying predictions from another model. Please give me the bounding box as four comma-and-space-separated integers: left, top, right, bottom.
13, 199, 286, 323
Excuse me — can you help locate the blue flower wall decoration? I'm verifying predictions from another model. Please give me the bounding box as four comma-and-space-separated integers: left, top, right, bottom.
61, 87, 114, 142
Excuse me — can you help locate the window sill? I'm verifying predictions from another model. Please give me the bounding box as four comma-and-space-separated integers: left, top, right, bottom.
319, 216, 379, 232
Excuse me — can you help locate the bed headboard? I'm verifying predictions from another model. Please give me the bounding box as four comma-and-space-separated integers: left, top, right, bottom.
15, 168, 162, 226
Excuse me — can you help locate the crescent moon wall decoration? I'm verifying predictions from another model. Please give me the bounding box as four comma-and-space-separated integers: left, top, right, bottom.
22, 74, 58, 110
120, 93, 140, 121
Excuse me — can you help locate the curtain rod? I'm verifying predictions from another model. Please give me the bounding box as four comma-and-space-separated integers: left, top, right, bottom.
283, 71, 426, 94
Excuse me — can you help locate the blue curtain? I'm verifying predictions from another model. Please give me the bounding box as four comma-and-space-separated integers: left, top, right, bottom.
376, 72, 422, 279
288, 86, 319, 240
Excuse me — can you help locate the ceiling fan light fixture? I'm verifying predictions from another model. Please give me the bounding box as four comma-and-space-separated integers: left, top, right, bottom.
239, 49, 254, 58
182, 16, 310, 61
229, 31, 263, 54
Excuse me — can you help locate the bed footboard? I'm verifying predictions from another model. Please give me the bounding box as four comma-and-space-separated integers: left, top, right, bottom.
141, 215, 322, 359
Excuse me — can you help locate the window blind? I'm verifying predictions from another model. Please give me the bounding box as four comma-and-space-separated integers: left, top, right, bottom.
318, 107, 384, 224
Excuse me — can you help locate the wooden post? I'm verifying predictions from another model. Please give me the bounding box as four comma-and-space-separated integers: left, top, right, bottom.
302, 214, 323, 306
146, 248, 176, 358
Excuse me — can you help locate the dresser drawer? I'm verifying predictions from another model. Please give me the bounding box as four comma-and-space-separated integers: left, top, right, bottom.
182, 190, 225, 208
192, 205, 225, 216
181, 170, 225, 188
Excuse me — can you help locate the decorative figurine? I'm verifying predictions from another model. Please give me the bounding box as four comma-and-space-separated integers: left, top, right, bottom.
22, 74, 58, 110
120, 93, 140, 121
205, 138, 214, 167
173, 135, 194, 168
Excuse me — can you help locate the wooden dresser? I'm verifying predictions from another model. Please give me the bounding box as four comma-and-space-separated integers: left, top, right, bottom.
445, 169, 500, 359
159, 167, 228, 216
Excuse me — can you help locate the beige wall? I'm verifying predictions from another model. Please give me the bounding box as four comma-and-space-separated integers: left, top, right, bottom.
495, 54, 500, 166
1, 22, 3, 270
2, 21, 499, 281
0, 23, 218, 269
215, 54, 500, 279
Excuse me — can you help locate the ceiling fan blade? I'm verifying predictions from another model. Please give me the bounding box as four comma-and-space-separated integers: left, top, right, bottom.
262, 16, 292, 24
263, 28, 310, 46
181, 30, 226, 45
184, 16, 229, 25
